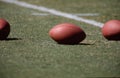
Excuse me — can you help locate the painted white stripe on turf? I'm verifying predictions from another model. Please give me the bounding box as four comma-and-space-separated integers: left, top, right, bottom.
32, 12, 99, 16
1, 0, 104, 27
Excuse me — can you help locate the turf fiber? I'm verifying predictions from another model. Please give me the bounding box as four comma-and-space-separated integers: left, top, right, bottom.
0, 0, 120, 78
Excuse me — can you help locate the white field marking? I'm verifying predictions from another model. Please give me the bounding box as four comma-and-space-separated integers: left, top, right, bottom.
1, 0, 104, 27
32, 12, 99, 16
32, 13, 50, 16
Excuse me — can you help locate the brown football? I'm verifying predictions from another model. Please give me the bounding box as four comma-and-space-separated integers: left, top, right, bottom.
102, 20, 120, 40
0, 18, 10, 40
49, 23, 86, 44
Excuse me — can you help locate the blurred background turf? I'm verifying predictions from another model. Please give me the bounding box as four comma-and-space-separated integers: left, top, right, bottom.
0, 0, 120, 78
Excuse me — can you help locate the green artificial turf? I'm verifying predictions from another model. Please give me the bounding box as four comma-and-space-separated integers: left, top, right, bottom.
0, 0, 120, 78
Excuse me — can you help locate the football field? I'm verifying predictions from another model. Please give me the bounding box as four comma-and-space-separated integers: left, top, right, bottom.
0, 0, 120, 78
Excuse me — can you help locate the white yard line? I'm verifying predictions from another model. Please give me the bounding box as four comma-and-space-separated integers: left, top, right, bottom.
32, 12, 99, 16
1, 0, 104, 27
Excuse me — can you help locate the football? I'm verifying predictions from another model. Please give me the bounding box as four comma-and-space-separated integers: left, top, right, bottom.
0, 18, 10, 40
49, 23, 86, 44
102, 20, 120, 40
